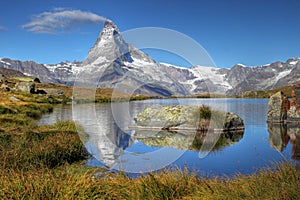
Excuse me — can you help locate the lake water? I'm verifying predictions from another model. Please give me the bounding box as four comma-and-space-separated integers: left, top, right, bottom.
38, 98, 300, 177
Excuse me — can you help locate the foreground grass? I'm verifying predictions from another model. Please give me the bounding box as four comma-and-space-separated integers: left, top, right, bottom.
0, 163, 299, 199
1, 90, 300, 199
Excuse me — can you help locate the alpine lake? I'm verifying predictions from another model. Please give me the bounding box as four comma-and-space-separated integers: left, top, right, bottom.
37, 98, 300, 177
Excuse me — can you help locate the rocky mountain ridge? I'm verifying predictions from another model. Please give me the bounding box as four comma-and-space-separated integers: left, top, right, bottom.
1, 20, 300, 96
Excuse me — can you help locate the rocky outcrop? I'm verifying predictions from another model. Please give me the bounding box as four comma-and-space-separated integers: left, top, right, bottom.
223, 112, 245, 129
268, 84, 300, 123
267, 91, 286, 122
14, 82, 35, 94
134, 105, 244, 131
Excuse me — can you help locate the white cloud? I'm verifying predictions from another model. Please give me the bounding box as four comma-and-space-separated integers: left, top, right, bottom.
0, 26, 7, 31
21, 8, 107, 34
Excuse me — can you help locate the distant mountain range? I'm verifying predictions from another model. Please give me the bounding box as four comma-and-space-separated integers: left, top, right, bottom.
1, 20, 299, 96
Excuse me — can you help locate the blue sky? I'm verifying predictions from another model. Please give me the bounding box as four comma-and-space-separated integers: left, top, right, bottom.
0, 0, 299, 68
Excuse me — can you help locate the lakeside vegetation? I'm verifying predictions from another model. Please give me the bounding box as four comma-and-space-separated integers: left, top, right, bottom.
240, 85, 294, 98
1, 84, 300, 199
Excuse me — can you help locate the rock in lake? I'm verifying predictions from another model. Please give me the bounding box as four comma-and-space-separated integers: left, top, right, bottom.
134, 106, 190, 128
268, 84, 300, 123
134, 105, 244, 131
268, 91, 284, 122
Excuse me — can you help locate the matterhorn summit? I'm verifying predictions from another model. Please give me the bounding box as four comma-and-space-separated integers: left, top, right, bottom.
78, 19, 188, 96
84, 20, 131, 66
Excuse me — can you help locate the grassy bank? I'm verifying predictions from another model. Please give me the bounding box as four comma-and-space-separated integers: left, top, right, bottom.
1, 90, 300, 199
0, 163, 299, 199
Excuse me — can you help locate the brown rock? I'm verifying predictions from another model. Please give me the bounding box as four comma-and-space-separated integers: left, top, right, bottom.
0, 84, 10, 92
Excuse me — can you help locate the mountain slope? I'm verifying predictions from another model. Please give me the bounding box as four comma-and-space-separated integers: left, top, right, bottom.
226, 58, 300, 95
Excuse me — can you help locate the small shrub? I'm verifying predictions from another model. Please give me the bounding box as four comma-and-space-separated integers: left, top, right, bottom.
199, 105, 211, 120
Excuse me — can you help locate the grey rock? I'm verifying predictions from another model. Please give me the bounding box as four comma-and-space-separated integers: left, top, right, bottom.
134, 106, 192, 128
9, 96, 21, 102
267, 91, 283, 121
14, 82, 35, 93
134, 106, 244, 130
223, 112, 245, 129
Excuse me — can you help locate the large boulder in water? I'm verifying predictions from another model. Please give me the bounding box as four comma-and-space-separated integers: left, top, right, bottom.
134, 105, 244, 130
267, 91, 284, 122
134, 106, 191, 128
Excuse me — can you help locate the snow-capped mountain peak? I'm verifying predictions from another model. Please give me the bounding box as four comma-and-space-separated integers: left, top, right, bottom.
1, 20, 300, 96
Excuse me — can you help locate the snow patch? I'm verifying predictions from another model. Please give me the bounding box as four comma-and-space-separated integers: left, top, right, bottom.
289, 60, 298, 65
236, 63, 246, 67
275, 69, 292, 82
159, 62, 185, 70
0, 60, 11, 66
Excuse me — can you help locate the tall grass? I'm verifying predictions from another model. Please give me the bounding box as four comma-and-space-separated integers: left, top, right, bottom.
0, 163, 299, 199
0, 120, 88, 171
